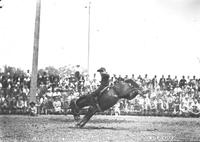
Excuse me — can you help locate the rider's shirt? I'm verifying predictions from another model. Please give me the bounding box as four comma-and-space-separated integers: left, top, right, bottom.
100, 72, 110, 87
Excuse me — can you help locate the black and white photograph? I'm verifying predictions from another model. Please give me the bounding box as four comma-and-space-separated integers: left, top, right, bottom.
0, 0, 200, 141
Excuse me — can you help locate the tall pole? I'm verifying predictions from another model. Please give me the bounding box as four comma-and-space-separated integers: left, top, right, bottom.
87, 1, 91, 75
30, 0, 41, 104
0, 0, 3, 8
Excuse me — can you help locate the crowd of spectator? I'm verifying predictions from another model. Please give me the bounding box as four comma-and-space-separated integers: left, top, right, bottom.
1, 67, 200, 117
117, 74, 200, 117
0, 68, 98, 115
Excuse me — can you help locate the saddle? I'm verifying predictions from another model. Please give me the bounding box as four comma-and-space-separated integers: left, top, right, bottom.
95, 86, 110, 112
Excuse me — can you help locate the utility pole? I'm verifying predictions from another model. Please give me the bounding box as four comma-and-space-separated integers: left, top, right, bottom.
87, 1, 91, 75
0, 0, 3, 8
30, 0, 41, 104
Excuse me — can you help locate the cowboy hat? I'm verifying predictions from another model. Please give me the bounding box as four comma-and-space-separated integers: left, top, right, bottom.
97, 67, 106, 72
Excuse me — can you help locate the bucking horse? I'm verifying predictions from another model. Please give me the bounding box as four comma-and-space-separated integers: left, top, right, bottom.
69, 79, 149, 128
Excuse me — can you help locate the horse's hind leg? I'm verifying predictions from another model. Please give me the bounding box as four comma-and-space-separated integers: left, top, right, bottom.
76, 107, 97, 128
74, 113, 81, 121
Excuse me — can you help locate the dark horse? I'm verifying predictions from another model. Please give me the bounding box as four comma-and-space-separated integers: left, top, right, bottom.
69, 80, 147, 128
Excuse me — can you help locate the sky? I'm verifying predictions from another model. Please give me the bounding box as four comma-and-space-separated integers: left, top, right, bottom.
0, 0, 200, 78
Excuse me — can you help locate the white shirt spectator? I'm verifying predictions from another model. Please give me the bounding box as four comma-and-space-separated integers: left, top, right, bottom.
23, 87, 29, 96
144, 96, 151, 110
190, 99, 200, 110
17, 100, 25, 109
0, 96, 5, 102
174, 87, 182, 94
150, 90, 157, 98
30, 106, 37, 115
180, 97, 190, 113
40, 97, 44, 104
84, 77, 91, 88
150, 98, 157, 110
53, 99, 62, 112
53, 91, 61, 97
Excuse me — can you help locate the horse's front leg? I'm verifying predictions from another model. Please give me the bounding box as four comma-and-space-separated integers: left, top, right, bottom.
76, 106, 97, 128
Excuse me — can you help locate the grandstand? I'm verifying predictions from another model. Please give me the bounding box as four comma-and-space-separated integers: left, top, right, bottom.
0, 65, 200, 117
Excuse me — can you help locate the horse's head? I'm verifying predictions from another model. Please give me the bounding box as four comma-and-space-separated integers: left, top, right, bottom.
113, 81, 137, 98
114, 80, 149, 99
125, 79, 150, 93
69, 99, 80, 121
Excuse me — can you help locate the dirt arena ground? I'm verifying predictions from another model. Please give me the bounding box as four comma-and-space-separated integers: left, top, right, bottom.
0, 115, 200, 142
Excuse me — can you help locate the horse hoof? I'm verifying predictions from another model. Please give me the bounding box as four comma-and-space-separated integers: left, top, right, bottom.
74, 117, 80, 122
75, 123, 81, 128
75, 122, 85, 128
74, 115, 81, 121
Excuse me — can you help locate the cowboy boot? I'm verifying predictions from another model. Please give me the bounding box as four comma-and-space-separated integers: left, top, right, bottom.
96, 102, 102, 112
94, 96, 102, 112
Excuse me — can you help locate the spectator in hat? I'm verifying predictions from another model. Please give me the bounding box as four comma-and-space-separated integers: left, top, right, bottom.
137, 75, 143, 84
53, 96, 62, 114
152, 75, 158, 90
190, 76, 197, 90
124, 75, 129, 81
179, 76, 187, 89
131, 74, 136, 81
143, 74, 149, 88
172, 76, 179, 89
189, 99, 200, 117
166, 75, 172, 91
118, 75, 124, 82
29, 102, 37, 116
159, 75, 165, 90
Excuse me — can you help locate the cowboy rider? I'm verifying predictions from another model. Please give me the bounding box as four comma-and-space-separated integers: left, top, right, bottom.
92, 67, 110, 111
